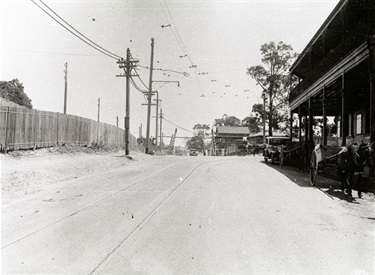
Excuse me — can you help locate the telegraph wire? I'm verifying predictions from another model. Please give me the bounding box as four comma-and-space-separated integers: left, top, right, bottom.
163, 1, 195, 66
159, 1, 249, 94
129, 53, 150, 90
129, 77, 147, 94
137, 64, 188, 77
162, 117, 195, 134
39, 0, 123, 59
31, 0, 123, 61
8, 48, 101, 56
159, 1, 193, 66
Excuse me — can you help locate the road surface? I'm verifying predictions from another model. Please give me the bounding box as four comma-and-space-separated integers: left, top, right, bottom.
2, 154, 374, 274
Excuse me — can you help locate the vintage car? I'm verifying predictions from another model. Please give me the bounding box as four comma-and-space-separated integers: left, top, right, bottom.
189, 149, 198, 156
263, 136, 290, 164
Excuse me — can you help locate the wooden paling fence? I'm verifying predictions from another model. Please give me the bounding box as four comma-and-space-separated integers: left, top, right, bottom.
0, 106, 138, 152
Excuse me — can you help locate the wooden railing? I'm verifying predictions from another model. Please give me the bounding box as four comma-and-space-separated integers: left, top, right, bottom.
290, 25, 368, 104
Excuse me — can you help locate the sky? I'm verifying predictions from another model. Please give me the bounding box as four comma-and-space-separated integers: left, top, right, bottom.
1, 0, 340, 146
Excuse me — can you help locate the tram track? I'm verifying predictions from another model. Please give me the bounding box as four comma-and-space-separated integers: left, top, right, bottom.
2, 157, 239, 273
1, 158, 192, 250
89, 159, 210, 274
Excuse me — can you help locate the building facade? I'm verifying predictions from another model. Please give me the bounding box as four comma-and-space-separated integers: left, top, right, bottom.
211, 126, 250, 156
289, 0, 375, 147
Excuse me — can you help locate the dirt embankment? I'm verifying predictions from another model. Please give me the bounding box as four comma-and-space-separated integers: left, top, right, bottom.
0, 146, 177, 203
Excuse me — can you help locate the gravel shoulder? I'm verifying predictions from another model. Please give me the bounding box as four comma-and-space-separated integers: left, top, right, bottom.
1, 147, 181, 204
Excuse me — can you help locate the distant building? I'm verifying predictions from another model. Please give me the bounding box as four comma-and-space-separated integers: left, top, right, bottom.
211, 126, 250, 156
247, 132, 266, 146
247, 132, 289, 146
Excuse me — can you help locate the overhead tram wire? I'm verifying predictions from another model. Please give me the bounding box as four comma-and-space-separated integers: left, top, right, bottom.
159, 1, 191, 65
162, 117, 195, 134
129, 53, 150, 91
137, 64, 188, 77
158, 0, 207, 95
31, 0, 123, 61
131, 67, 149, 91
163, 0, 195, 66
159, 1, 248, 94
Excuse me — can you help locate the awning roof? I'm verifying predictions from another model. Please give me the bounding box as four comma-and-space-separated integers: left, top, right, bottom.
215, 126, 250, 135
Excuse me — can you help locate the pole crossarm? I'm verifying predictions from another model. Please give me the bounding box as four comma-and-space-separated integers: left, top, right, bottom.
117, 59, 139, 70
152, 80, 180, 87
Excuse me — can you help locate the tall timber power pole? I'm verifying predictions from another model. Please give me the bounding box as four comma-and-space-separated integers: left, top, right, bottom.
117, 48, 138, 156
63, 62, 68, 114
145, 38, 155, 155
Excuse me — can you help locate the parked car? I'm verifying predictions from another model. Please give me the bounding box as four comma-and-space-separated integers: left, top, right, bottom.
263, 136, 290, 164
189, 149, 198, 156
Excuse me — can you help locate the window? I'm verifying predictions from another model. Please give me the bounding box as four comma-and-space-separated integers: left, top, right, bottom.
356, 114, 362, 134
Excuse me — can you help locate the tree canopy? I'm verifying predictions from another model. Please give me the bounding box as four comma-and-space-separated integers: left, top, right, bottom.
193, 124, 210, 136
186, 135, 204, 151
214, 114, 241, 127
0, 79, 33, 109
247, 41, 298, 136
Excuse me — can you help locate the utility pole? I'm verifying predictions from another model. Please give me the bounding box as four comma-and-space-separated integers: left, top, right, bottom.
153, 92, 160, 148
145, 38, 155, 154
159, 109, 163, 151
97, 97, 100, 146
116, 116, 119, 128
63, 62, 68, 114
125, 48, 131, 155
116, 48, 138, 156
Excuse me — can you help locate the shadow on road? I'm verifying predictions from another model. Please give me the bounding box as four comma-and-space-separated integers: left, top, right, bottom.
260, 158, 362, 203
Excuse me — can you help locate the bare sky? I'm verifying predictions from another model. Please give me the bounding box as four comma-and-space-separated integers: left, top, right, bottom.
1, 0, 339, 146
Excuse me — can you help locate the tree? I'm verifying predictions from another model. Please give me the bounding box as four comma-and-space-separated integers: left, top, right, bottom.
214, 114, 241, 127
242, 103, 264, 133
186, 135, 204, 151
188, 124, 212, 152
193, 124, 210, 136
247, 41, 298, 136
0, 79, 33, 109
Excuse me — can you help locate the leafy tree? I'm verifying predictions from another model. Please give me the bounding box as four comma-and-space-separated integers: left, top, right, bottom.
242, 115, 260, 133
193, 124, 210, 137
242, 103, 264, 133
187, 124, 212, 152
0, 79, 33, 109
186, 135, 204, 151
214, 114, 241, 127
247, 41, 298, 136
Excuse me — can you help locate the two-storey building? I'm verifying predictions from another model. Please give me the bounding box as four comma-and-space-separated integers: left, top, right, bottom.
289, 0, 374, 147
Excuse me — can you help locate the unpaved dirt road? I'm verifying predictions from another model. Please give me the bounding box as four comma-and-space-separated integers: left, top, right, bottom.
1, 150, 374, 274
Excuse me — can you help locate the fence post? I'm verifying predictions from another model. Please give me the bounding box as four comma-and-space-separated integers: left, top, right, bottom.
13, 107, 17, 151
4, 106, 10, 153
34, 110, 38, 150
56, 113, 59, 146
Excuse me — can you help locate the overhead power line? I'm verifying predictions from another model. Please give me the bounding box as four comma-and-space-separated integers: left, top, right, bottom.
137, 64, 189, 77
159, 0, 194, 66
31, 0, 123, 60
163, 117, 195, 134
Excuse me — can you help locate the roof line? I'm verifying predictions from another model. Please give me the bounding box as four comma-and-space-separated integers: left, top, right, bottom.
290, 0, 348, 73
